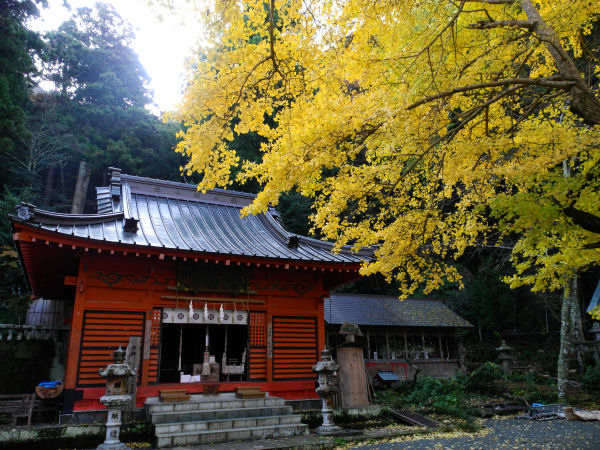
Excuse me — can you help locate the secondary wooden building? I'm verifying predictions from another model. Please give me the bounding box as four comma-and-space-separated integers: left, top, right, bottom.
11, 168, 369, 417
325, 293, 472, 380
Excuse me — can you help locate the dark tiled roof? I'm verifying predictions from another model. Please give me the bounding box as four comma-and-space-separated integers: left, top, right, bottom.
12, 168, 371, 264
325, 293, 472, 328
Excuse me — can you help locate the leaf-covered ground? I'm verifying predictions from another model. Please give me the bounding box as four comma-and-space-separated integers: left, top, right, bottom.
347, 418, 600, 449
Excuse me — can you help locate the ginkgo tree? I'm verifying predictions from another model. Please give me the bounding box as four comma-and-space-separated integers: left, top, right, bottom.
169, 0, 600, 397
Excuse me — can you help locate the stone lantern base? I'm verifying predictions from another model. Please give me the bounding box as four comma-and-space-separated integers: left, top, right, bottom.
98, 443, 129, 450
97, 395, 130, 450
315, 424, 344, 435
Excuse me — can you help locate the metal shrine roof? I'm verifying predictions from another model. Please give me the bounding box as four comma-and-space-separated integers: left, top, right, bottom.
325, 293, 473, 328
12, 168, 371, 264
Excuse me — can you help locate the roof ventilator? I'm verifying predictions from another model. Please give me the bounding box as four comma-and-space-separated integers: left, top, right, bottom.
108, 167, 121, 199
287, 235, 299, 249
123, 217, 139, 233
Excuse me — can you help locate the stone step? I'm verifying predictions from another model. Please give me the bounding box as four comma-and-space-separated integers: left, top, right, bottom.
155, 423, 309, 448
154, 413, 302, 434
146, 394, 285, 415
150, 405, 294, 424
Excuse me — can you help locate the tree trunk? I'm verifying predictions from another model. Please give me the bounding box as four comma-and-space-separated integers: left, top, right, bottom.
71, 160, 91, 214
42, 165, 56, 207
557, 275, 579, 400
569, 278, 585, 371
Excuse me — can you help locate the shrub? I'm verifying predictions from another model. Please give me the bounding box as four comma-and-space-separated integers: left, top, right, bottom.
581, 365, 600, 395
463, 361, 504, 395
405, 377, 465, 410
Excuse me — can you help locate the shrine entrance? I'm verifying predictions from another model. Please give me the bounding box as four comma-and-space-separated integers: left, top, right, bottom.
159, 322, 248, 384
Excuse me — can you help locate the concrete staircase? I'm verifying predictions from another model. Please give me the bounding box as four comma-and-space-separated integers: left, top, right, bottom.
145, 393, 308, 448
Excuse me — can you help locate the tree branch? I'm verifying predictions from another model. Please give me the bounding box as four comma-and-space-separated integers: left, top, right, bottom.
583, 241, 600, 250
519, 0, 600, 125
407, 78, 573, 110
390, 86, 520, 192
467, 19, 535, 30
268, 0, 282, 78
464, 0, 515, 4
563, 206, 600, 235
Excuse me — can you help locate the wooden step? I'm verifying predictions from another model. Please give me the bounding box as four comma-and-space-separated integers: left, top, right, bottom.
235, 387, 265, 398
390, 409, 440, 428
159, 389, 190, 403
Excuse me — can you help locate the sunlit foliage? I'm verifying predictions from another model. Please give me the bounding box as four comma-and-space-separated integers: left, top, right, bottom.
172, 0, 600, 296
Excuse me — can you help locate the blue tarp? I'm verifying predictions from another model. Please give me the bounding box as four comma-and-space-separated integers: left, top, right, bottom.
376, 371, 400, 382
586, 280, 600, 313
38, 381, 62, 388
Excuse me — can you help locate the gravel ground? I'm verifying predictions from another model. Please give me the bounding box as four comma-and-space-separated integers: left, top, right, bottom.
349, 418, 600, 449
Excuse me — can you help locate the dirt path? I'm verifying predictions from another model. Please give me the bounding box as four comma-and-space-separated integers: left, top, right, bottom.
350, 418, 600, 449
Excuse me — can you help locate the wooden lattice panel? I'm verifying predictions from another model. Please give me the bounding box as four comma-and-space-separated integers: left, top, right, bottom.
150, 308, 162, 347
77, 310, 145, 387
272, 316, 317, 380
148, 308, 162, 384
249, 311, 266, 347
148, 348, 159, 384
248, 312, 267, 380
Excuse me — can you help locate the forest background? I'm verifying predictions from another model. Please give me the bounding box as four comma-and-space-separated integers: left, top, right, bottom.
0, 0, 599, 400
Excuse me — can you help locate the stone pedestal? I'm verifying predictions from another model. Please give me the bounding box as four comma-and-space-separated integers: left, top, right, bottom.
315, 396, 341, 435
98, 395, 130, 450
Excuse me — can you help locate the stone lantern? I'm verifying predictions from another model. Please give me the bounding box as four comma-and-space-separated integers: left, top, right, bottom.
496, 340, 514, 376
312, 348, 341, 434
97, 345, 136, 450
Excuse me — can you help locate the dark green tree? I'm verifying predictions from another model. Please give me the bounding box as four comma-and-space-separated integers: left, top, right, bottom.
447, 256, 517, 341
0, 0, 44, 190
0, 1, 46, 314
40, 2, 182, 211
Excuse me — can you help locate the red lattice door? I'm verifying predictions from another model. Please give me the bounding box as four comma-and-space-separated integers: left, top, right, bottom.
248, 311, 267, 380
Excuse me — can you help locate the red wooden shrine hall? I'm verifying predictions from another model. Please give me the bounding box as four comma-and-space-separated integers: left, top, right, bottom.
10, 168, 370, 415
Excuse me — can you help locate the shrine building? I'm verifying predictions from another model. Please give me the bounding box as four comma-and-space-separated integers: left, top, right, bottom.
10, 168, 370, 419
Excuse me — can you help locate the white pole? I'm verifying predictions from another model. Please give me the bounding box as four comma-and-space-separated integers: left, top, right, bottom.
177, 325, 183, 372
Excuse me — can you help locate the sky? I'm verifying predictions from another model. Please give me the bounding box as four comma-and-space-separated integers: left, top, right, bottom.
28, 0, 204, 113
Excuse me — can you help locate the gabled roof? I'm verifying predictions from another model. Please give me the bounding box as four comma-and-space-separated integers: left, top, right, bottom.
11, 168, 371, 265
325, 293, 473, 328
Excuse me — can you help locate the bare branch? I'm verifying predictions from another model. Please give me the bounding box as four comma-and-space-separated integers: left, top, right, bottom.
407, 78, 574, 110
